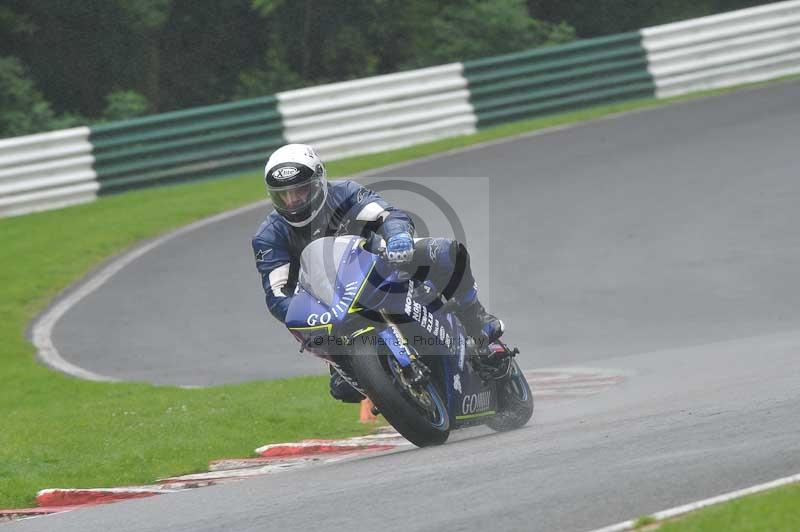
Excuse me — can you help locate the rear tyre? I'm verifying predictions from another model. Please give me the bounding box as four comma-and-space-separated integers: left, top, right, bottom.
349, 344, 450, 447
486, 359, 533, 432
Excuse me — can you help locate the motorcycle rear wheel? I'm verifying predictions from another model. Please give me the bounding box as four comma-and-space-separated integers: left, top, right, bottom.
349, 343, 450, 447
486, 359, 534, 432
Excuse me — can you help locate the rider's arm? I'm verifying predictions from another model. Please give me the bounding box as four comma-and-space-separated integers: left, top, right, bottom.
342, 180, 414, 239
252, 233, 295, 323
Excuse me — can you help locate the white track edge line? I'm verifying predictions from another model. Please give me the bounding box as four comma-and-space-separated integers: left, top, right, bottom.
586, 472, 800, 532
30, 200, 271, 382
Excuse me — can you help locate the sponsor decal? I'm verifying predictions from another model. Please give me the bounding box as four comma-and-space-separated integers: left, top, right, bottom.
307, 312, 331, 326
327, 361, 366, 394
453, 374, 462, 394
255, 248, 272, 262
272, 167, 300, 180
456, 333, 466, 369
404, 283, 455, 355
388, 325, 409, 348
335, 218, 351, 237
331, 281, 359, 318
308, 281, 359, 325
428, 239, 441, 263
462, 390, 492, 415
377, 325, 414, 364
356, 187, 368, 204
418, 282, 433, 298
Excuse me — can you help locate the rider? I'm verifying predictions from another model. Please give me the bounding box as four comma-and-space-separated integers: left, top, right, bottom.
251, 143, 503, 402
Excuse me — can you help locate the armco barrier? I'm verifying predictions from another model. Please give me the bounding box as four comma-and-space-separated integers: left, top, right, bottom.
276, 63, 476, 161
643, 0, 800, 98
463, 33, 655, 128
89, 96, 285, 193
0, 128, 97, 218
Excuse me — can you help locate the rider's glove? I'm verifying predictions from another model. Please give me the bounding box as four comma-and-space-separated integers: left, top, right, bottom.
386, 232, 414, 264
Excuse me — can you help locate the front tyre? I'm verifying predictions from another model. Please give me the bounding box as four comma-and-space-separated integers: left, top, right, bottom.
349, 344, 450, 447
486, 359, 533, 432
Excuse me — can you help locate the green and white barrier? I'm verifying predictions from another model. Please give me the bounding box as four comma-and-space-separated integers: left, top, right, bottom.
0, 127, 97, 218
463, 33, 654, 127
89, 96, 285, 194
277, 63, 476, 161
1, 1, 798, 218
642, 0, 800, 98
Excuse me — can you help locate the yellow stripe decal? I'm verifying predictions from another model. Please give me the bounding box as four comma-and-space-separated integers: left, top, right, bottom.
288, 324, 333, 335
348, 261, 376, 314
351, 326, 375, 338
455, 410, 496, 421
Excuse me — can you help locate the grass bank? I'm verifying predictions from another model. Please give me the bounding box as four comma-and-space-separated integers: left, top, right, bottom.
1, 75, 797, 508
636, 480, 800, 531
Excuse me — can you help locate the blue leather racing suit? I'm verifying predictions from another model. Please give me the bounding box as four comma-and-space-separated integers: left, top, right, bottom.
251, 179, 414, 323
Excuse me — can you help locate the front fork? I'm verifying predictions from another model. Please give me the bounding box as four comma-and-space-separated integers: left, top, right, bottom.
377, 326, 430, 385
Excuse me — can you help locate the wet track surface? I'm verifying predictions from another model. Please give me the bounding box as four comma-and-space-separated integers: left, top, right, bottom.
20, 80, 800, 531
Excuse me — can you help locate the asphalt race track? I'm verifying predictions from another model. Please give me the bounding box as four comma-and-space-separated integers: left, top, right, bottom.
19, 80, 800, 531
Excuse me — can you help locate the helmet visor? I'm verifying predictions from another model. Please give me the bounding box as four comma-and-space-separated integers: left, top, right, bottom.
268, 179, 324, 219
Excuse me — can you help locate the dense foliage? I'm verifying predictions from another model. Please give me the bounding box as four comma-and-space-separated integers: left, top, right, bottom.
0, 0, 776, 138
0, 0, 572, 137
528, 0, 775, 38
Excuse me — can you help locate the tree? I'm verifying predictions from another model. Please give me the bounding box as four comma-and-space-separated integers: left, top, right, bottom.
410, 0, 574, 67
527, 0, 776, 37
242, 0, 574, 95
158, 0, 268, 109
1, 0, 172, 117
0, 57, 82, 138
235, 49, 305, 99
1, 0, 579, 131
247, 0, 385, 87
101, 90, 151, 122
113, 0, 172, 110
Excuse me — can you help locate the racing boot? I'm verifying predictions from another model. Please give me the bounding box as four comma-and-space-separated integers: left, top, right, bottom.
329, 367, 364, 404
456, 297, 504, 346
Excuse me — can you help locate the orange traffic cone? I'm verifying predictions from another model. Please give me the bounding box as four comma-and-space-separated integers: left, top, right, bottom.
359, 398, 379, 423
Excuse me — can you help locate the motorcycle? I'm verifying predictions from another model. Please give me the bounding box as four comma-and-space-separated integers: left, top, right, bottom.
284, 235, 533, 447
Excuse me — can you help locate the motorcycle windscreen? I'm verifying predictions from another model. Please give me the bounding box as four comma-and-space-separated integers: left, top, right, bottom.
298, 236, 361, 306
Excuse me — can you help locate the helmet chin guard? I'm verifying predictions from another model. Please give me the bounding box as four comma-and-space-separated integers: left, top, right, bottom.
265, 144, 328, 226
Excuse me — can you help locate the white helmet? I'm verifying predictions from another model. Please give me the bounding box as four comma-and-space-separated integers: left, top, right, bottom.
264, 144, 328, 227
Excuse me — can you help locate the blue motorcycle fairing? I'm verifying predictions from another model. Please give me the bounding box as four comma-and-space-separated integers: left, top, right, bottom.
285, 236, 408, 335
285, 237, 370, 328
285, 236, 499, 427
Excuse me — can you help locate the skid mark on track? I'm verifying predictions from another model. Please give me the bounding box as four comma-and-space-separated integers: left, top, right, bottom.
525, 368, 628, 400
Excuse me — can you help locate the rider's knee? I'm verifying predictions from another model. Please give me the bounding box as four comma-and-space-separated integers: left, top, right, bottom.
417, 237, 462, 266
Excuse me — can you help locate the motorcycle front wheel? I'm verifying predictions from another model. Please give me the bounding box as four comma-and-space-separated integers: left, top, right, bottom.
349, 342, 450, 447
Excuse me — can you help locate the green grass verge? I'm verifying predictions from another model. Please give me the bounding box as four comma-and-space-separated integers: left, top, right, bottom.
634, 515, 658, 529
0, 182, 374, 508
654, 482, 800, 531
1, 74, 798, 509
